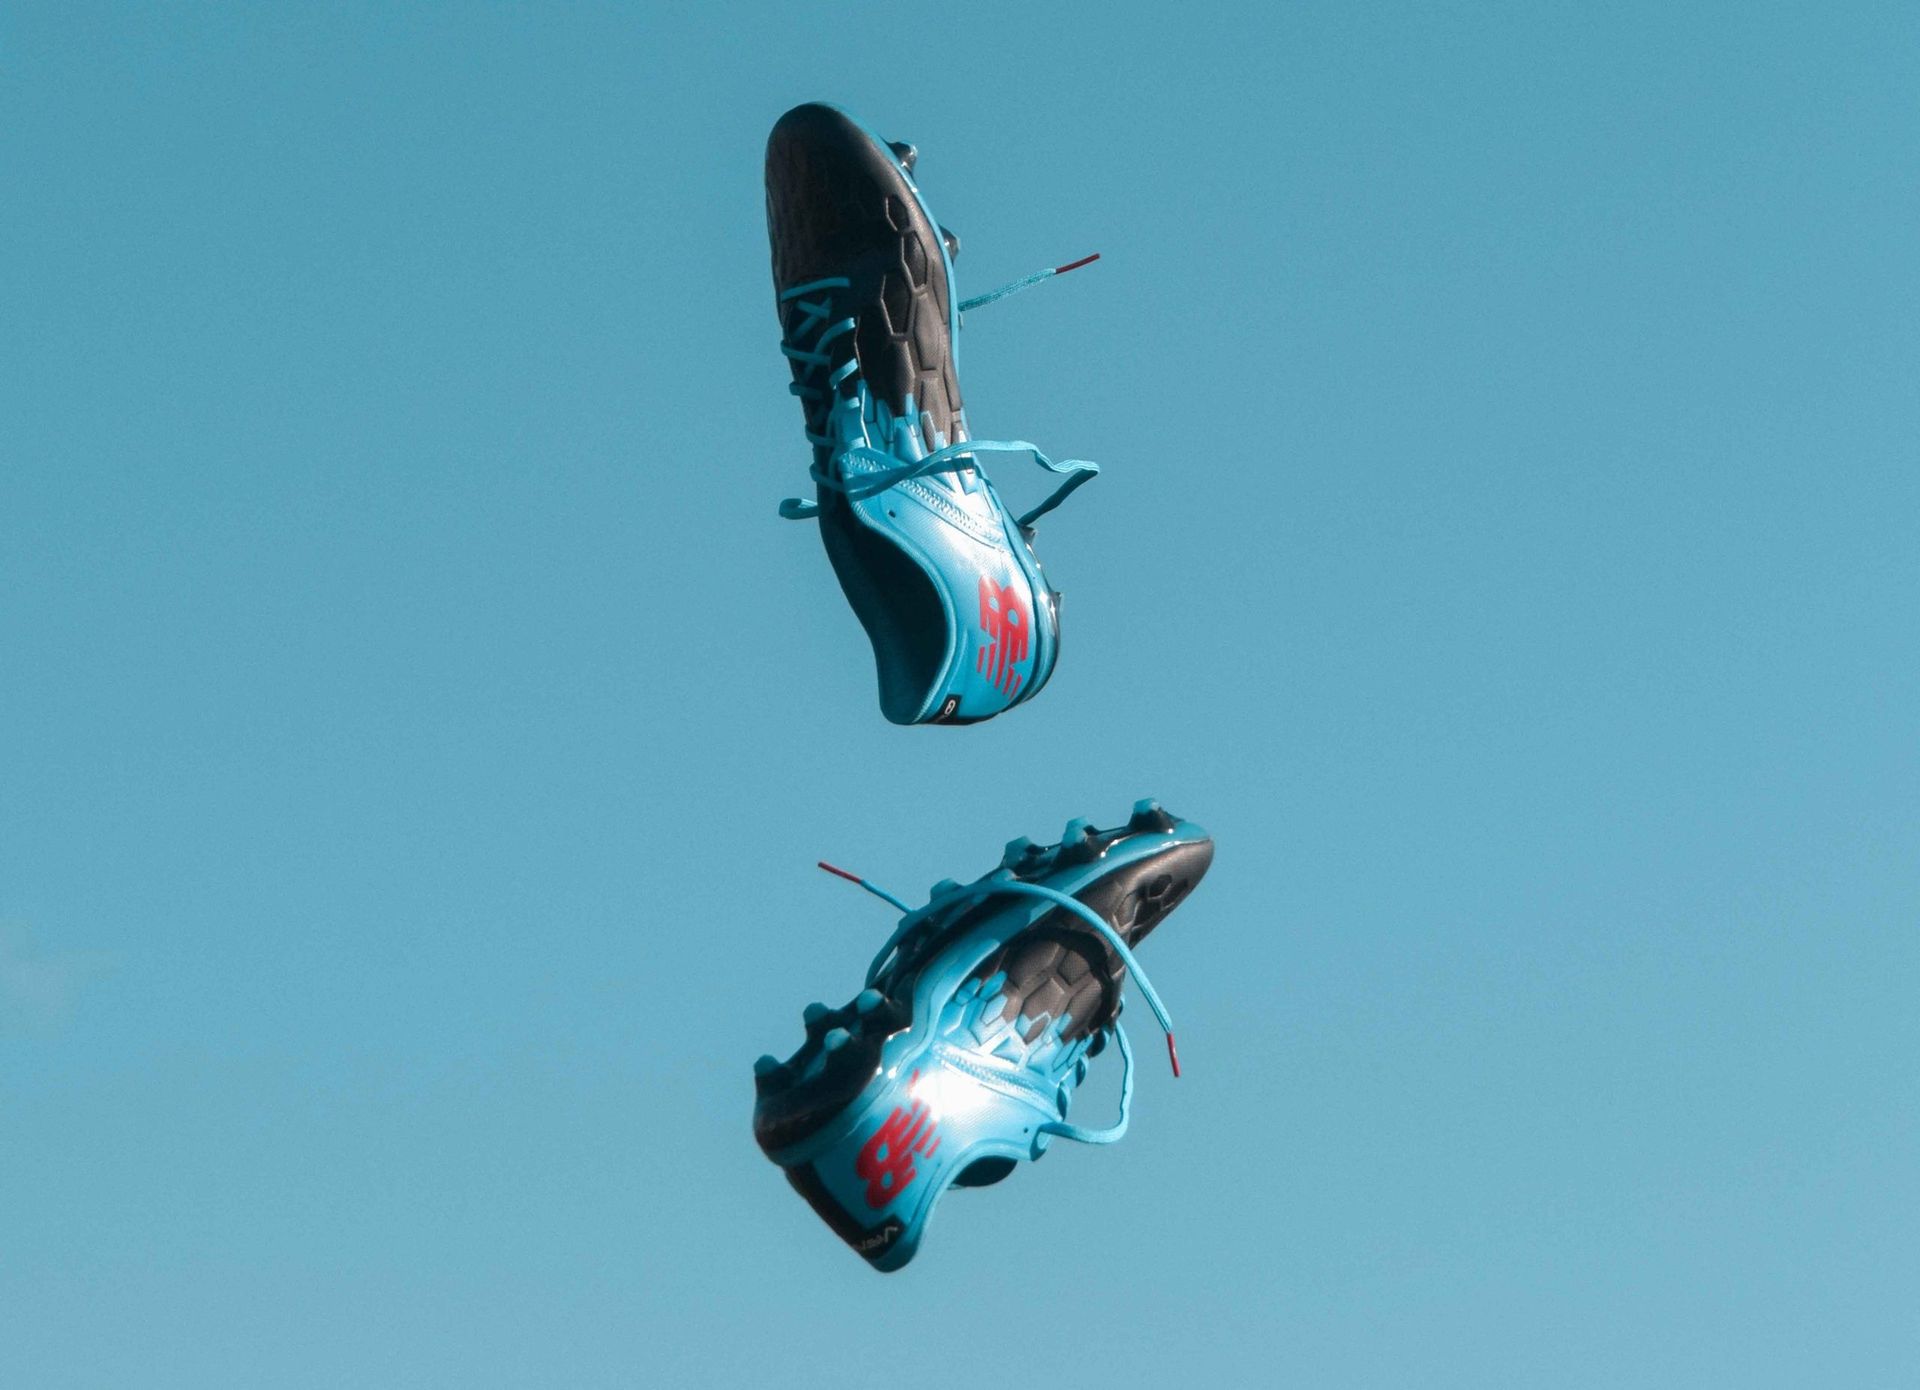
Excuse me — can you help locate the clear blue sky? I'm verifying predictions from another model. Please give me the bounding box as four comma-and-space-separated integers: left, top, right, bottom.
4, 3, 1916, 1385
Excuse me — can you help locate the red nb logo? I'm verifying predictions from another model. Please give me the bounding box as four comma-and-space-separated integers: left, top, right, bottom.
855, 1079, 942, 1210
976, 575, 1029, 698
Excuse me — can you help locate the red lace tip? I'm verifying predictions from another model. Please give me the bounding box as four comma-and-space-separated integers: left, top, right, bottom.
1054, 252, 1100, 275
817, 861, 862, 884
1166, 1033, 1182, 1078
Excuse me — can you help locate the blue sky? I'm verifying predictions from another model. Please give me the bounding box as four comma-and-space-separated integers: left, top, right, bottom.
3, 2, 1916, 1385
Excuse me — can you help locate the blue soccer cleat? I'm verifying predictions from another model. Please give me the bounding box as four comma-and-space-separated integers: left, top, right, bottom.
752, 801, 1213, 1271
766, 102, 1102, 725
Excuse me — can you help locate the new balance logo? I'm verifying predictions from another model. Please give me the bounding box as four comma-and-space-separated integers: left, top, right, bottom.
976, 575, 1029, 698
855, 1077, 942, 1210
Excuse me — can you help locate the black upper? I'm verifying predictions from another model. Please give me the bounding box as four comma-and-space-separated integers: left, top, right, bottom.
765, 102, 964, 454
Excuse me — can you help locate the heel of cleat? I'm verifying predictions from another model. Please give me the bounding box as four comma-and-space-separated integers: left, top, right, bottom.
754, 973, 915, 1154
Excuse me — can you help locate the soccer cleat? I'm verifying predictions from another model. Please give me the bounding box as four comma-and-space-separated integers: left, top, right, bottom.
752, 801, 1213, 1271
767, 102, 1102, 725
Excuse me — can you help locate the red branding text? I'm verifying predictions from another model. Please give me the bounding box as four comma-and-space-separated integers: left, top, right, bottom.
855, 1078, 942, 1210
976, 576, 1029, 698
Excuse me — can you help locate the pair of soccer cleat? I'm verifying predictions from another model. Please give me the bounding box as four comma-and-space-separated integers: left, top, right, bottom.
756, 105, 1212, 1271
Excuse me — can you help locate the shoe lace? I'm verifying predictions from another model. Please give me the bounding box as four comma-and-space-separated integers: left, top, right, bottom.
817, 859, 1181, 1099
775, 257, 1104, 529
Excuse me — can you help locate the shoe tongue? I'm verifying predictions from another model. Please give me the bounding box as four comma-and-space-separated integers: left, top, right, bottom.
875, 396, 963, 470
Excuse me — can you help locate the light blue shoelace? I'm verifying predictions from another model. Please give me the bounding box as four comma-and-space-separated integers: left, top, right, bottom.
774, 265, 1101, 528
778, 276, 859, 453
1037, 1022, 1134, 1146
